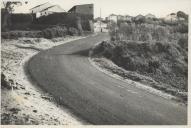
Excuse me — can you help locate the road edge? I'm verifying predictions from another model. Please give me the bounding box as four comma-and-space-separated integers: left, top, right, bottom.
88, 41, 186, 105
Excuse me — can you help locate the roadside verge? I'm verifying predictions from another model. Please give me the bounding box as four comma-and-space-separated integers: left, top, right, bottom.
1, 35, 90, 125
88, 41, 187, 105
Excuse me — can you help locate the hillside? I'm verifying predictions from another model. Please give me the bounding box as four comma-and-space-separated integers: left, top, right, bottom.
91, 15, 188, 102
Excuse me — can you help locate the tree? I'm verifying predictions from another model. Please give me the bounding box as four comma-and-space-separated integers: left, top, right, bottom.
1, 1, 27, 31
177, 11, 188, 21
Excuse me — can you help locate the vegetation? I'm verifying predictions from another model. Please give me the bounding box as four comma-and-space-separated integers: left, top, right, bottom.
1, 26, 79, 39
92, 12, 188, 96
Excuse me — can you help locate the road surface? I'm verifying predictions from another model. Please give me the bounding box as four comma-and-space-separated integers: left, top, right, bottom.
28, 33, 187, 125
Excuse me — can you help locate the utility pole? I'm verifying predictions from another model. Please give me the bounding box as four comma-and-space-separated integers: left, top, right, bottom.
100, 8, 102, 32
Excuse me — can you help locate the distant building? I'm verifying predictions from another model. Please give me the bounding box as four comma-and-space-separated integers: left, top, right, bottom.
30, 2, 65, 18
94, 20, 108, 32
68, 4, 94, 15
164, 13, 178, 22
108, 14, 117, 22
145, 13, 156, 19
39, 5, 65, 17
30, 2, 52, 14
117, 15, 126, 21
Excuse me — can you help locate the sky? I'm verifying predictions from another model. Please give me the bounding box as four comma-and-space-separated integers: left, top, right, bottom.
1, 0, 191, 18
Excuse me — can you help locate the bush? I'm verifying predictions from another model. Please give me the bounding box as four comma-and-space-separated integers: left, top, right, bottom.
178, 37, 188, 50
68, 27, 79, 36
176, 23, 188, 33
42, 26, 68, 39
1, 31, 42, 39
92, 39, 188, 91
1, 25, 69, 39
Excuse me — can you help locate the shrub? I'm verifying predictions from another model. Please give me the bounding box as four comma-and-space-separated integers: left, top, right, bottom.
68, 27, 79, 36
178, 37, 188, 50
92, 39, 188, 91
42, 26, 67, 39
176, 23, 188, 33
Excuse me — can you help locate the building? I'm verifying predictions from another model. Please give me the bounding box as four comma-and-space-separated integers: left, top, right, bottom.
94, 20, 108, 32
164, 13, 178, 22
68, 4, 94, 15
108, 14, 133, 22
30, 2, 65, 18
39, 5, 65, 17
30, 2, 52, 14
108, 14, 117, 22
117, 15, 126, 21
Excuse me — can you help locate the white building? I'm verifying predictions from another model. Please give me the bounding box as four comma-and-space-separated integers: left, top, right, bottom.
39, 5, 65, 17
30, 2, 65, 18
108, 14, 117, 23
164, 13, 178, 22
94, 21, 108, 32
117, 15, 125, 21
30, 2, 52, 14
164, 13, 186, 22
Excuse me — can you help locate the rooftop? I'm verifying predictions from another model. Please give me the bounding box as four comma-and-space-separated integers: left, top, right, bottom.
30, 2, 49, 10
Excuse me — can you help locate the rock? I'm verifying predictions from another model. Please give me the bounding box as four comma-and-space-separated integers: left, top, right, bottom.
1, 73, 12, 89
33, 110, 37, 113
20, 86, 26, 90
41, 95, 52, 101
24, 92, 30, 95
9, 108, 21, 114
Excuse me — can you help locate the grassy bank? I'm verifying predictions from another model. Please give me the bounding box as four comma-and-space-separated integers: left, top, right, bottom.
1, 26, 85, 39
91, 19, 188, 102
1, 36, 87, 124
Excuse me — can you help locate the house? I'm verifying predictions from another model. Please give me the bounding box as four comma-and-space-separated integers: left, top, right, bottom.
117, 15, 125, 21
30, 2, 52, 14
94, 20, 108, 32
145, 13, 156, 19
39, 5, 65, 17
68, 4, 94, 15
164, 13, 178, 22
30, 2, 65, 18
108, 14, 117, 22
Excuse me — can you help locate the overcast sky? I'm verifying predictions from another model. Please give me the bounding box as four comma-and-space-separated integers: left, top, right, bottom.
1, 0, 191, 18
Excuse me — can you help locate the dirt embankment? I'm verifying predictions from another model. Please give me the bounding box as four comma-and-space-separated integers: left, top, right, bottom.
1, 36, 88, 125
91, 22, 188, 103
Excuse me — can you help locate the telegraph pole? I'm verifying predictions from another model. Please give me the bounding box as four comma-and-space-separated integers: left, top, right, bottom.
100, 8, 102, 32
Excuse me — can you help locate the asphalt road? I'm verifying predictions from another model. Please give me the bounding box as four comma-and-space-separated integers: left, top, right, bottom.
28, 33, 187, 125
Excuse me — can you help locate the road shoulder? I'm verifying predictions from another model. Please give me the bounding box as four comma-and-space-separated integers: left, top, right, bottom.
1, 36, 88, 125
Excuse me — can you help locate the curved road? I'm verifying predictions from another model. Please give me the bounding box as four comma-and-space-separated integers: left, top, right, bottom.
28, 33, 187, 125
